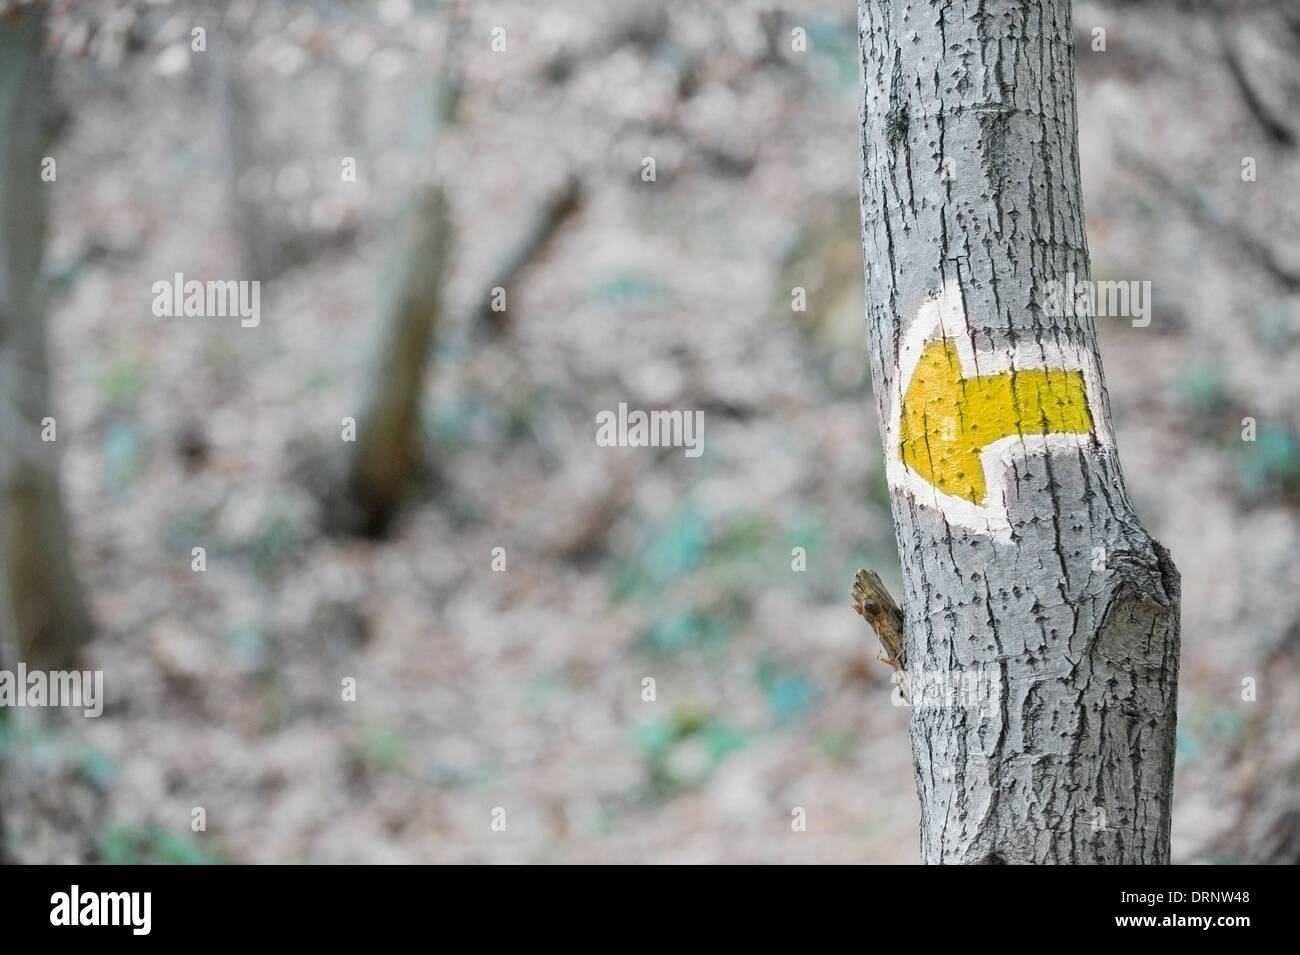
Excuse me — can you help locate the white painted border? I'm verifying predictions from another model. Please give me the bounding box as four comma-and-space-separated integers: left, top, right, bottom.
883, 280, 1114, 543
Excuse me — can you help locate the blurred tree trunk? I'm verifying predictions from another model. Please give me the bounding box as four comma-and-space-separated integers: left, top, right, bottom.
0, 558, 10, 864
857, 0, 1180, 863
328, 187, 450, 536
212, 36, 278, 282
0, 5, 91, 668
316, 8, 470, 537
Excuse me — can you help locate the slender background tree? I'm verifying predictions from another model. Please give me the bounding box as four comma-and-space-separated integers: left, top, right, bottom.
857, 0, 1181, 863
0, 5, 90, 670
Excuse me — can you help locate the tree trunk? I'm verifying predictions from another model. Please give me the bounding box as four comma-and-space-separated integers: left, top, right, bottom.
0, 5, 91, 669
327, 186, 450, 536
857, 0, 1180, 863
211, 34, 278, 282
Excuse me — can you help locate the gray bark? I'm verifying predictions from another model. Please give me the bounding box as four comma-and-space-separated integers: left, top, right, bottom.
857, 0, 1180, 863
0, 5, 91, 669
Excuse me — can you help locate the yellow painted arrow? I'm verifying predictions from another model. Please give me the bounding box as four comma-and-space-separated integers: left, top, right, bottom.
900, 340, 1094, 504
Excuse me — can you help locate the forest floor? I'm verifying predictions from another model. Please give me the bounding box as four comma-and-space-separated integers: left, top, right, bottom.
3, 0, 1298, 863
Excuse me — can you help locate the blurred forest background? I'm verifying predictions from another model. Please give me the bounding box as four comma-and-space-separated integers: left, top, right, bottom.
1, 0, 1298, 863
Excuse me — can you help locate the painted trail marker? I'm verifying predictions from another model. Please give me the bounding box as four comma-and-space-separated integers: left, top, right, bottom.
884, 281, 1111, 542
900, 339, 1094, 504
